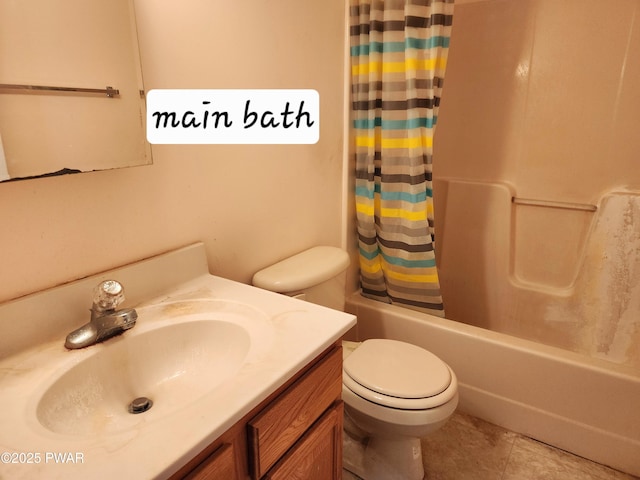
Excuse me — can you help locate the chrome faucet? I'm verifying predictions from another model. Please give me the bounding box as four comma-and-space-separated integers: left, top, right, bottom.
65, 280, 138, 349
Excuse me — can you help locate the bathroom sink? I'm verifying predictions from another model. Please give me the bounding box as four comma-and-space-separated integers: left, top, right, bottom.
0, 243, 356, 480
35, 300, 274, 436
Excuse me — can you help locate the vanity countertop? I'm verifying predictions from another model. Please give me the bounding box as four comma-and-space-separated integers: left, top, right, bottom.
0, 243, 356, 479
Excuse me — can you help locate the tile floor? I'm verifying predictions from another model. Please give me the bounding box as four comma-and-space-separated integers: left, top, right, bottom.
343, 412, 639, 480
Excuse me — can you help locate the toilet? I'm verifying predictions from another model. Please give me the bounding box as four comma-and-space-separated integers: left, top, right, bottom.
252, 246, 458, 480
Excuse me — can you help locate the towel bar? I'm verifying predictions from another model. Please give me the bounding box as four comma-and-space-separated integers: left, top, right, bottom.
512, 197, 597, 212
0, 83, 119, 98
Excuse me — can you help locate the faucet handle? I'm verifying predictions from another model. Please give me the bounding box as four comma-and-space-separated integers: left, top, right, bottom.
92, 280, 126, 312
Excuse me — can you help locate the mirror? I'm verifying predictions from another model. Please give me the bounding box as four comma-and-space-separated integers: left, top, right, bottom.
0, 0, 151, 182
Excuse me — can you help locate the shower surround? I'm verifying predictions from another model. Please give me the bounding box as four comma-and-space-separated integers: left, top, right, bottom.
435, 182, 640, 371
432, 0, 640, 369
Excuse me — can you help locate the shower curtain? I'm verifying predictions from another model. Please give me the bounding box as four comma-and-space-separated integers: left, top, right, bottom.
350, 0, 453, 316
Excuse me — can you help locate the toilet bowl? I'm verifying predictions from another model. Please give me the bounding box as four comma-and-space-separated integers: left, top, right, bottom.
342, 339, 458, 480
252, 246, 458, 479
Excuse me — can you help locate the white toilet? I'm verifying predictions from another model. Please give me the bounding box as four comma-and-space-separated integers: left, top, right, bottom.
253, 246, 459, 480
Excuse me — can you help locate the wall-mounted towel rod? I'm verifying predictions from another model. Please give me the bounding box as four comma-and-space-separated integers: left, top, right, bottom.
0, 84, 119, 98
512, 197, 597, 212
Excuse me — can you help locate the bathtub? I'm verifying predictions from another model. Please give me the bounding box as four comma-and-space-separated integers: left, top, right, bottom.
345, 292, 640, 477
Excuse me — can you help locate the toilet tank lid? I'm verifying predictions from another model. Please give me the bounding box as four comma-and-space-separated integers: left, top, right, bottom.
252, 246, 350, 293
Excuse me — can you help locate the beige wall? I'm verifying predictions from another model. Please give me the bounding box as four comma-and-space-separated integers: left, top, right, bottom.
0, 0, 347, 304
433, 0, 640, 368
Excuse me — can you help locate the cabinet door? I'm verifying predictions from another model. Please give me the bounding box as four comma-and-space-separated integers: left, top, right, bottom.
248, 346, 342, 478
265, 402, 343, 480
184, 443, 239, 480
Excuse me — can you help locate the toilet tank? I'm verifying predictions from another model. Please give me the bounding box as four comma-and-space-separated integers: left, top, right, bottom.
252, 246, 350, 310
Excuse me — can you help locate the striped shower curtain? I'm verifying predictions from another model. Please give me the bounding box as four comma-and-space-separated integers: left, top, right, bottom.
350, 0, 453, 316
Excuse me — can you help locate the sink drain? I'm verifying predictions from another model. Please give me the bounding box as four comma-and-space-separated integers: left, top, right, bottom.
128, 397, 153, 414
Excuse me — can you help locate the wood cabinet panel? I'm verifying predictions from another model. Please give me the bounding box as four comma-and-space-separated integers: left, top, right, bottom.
265, 402, 343, 480
248, 346, 342, 478
184, 443, 238, 480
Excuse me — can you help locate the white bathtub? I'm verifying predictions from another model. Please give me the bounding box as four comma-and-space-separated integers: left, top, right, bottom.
345, 293, 640, 477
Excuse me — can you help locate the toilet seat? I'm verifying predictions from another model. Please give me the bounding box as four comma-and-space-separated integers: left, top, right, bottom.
343, 339, 456, 410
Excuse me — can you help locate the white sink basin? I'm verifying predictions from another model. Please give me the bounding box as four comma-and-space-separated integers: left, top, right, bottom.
37, 316, 251, 436
28, 298, 274, 438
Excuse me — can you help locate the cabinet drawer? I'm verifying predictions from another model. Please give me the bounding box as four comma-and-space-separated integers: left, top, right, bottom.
248, 346, 342, 479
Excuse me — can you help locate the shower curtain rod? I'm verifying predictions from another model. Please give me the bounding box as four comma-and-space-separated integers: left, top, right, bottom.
512, 197, 597, 212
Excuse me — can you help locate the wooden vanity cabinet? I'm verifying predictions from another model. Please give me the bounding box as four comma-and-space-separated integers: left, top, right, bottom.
172, 344, 343, 480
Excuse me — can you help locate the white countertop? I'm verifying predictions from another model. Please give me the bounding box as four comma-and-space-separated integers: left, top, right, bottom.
0, 244, 356, 479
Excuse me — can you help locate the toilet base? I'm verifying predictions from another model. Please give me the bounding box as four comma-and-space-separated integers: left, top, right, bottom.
343, 431, 367, 477
344, 430, 424, 480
